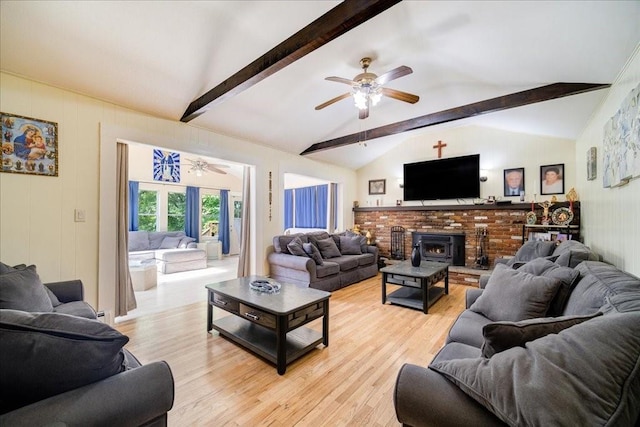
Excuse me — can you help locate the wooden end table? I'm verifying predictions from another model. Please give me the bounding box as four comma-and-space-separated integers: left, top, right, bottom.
206, 276, 330, 375
380, 260, 448, 314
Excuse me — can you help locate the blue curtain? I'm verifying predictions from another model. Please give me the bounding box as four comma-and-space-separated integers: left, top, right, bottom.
284, 189, 294, 229
128, 181, 139, 231
219, 189, 230, 254
185, 186, 200, 241
316, 184, 328, 228
294, 186, 315, 228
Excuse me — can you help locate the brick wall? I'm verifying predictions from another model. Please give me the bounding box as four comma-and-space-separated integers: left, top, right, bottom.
354, 202, 580, 268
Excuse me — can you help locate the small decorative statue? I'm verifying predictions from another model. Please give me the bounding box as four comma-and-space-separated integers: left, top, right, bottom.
352, 224, 361, 234
566, 187, 579, 212
365, 230, 373, 245
538, 200, 554, 225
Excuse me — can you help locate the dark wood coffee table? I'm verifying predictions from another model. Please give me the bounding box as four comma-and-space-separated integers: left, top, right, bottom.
380, 260, 448, 314
206, 276, 330, 375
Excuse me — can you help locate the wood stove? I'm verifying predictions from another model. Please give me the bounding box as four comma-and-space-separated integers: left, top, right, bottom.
411, 232, 465, 266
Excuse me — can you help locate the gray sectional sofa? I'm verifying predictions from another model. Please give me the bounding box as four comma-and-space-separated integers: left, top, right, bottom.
394, 255, 640, 426
0, 262, 174, 426
267, 230, 379, 292
129, 230, 207, 274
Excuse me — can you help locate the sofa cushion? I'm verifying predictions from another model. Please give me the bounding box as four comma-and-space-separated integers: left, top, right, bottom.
53, 301, 98, 319
128, 231, 149, 251
276, 233, 305, 255
178, 236, 196, 249
480, 312, 602, 358
286, 237, 308, 257
339, 236, 363, 255
316, 237, 342, 259
330, 256, 359, 272
432, 342, 482, 363
506, 240, 556, 267
356, 252, 376, 267
552, 240, 599, 268
518, 258, 581, 316
307, 231, 331, 249
302, 242, 323, 265
159, 236, 183, 249
469, 264, 561, 321
430, 311, 640, 427
315, 262, 340, 278
446, 310, 493, 348
0, 266, 54, 312
148, 231, 185, 249
0, 309, 130, 412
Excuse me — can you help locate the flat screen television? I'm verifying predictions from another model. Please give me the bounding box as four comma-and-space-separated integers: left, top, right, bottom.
403, 154, 480, 201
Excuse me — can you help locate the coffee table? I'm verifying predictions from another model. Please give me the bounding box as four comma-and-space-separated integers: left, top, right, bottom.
380, 260, 449, 314
206, 276, 330, 375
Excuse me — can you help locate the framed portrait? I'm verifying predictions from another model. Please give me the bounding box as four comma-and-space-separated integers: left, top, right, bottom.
587, 147, 597, 181
368, 179, 386, 195
1, 112, 58, 177
153, 149, 180, 182
540, 163, 564, 195
503, 167, 525, 197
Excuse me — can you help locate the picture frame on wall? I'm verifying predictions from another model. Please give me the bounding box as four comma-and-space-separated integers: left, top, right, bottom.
587, 147, 597, 180
540, 163, 565, 195
368, 179, 386, 195
503, 167, 525, 197
1, 112, 58, 177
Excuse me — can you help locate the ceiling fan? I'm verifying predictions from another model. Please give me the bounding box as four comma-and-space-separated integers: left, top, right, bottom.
315, 57, 420, 119
183, 158, 229, 176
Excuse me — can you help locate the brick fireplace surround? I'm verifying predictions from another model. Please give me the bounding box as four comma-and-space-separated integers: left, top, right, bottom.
354, 202, 580, 285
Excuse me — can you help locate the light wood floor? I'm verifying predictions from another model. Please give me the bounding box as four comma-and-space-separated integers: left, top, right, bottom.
115, 274, 469, 426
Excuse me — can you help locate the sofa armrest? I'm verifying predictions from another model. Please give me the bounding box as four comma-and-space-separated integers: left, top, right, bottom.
44, 279, 84, 303
0, 361, 175, 427
366, 245, 379, 261
268, 252, 315, 272
394, 363, 505, 427
478, 274, 490, 289
465, 289, 484, 309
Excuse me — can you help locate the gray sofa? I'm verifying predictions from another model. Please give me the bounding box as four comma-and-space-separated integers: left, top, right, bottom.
0, 262, 174, 426
494, 239, 600, 270
129, 230, 207, 274
267, 230, 379, 292
394, 257, 640, 426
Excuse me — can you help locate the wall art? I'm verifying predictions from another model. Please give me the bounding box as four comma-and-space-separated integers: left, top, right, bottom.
368, 179, 386, 195
540, 164, 564, 195
1, 112, 58, 177
602, 82, 639, 188
153, 149, 180, 182
587, 147, 597, 180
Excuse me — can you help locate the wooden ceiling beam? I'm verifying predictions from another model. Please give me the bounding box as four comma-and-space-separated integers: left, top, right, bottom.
180, 0, 402, 122
300, 82, 611, 155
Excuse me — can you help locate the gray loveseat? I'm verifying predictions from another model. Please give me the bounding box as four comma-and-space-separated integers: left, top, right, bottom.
0, 262, 174, 426
394, 258, 640, 426
267, 230, 379, 292
129, 230, 207, 274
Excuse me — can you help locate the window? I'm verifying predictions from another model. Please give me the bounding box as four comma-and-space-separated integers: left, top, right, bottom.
138, 190, 158, 231
167, 191, 186, 231
201, 193, 220, 237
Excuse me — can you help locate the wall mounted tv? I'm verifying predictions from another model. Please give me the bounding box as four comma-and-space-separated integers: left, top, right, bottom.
403, 154, 480, 201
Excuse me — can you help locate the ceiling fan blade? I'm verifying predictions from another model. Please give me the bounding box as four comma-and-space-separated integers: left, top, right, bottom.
375, 65, 413, 85
209, 167, 228, 175
315, 93, 352, 110
325, 76, 356, 85
381, 87, 420, 104
359, 107, 369, 120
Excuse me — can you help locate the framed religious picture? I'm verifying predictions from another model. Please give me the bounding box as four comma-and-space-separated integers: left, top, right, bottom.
1, 112, 58, 177
368, 179, 386, 195
587, 147, 597, 180
540, 164, 565, 195
503, 167, 525, 197
153, 149, 180, 182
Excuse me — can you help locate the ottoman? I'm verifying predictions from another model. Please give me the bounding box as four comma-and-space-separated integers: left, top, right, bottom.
156, 249, 207, 274
129, 260, 158, 291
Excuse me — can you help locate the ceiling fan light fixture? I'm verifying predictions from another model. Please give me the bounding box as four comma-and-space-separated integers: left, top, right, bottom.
353, 88, 368, 109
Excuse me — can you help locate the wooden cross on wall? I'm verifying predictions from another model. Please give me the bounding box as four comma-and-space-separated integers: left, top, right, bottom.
433, 140, 447, 158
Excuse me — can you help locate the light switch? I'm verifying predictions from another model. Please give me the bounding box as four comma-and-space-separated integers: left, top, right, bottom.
74, 209, 86, 222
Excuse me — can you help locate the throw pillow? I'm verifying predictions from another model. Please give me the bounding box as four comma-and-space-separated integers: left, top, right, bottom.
469, 264, 561, 321
0, 265, 54, 312
0, 309, 130, 411
127, 231, 149, 252
178, 236, 196, 249
506, 240, 556, 267
302, 242, 324, 266
339, 236, 363, 255
159, 236, 183, 249
277, 234, 304, 255
430, 311, 640, 427
480, 312, 602, 358
316, 237, 342, 259
519, 258, 581, 316
287, 237, 308, 257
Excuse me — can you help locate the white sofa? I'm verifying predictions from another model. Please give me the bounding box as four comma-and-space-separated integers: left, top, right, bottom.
128, 231, 207, 274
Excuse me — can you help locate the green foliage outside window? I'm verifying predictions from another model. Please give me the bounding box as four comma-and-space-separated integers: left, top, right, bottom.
138, 190, 158, 231
202, 194, 220, 236
168, 192, 186, 232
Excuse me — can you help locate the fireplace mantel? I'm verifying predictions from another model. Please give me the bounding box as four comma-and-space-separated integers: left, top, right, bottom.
353, 202, 577, 213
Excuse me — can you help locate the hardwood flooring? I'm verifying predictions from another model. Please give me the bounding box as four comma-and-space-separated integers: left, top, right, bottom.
115, 274, 469, 426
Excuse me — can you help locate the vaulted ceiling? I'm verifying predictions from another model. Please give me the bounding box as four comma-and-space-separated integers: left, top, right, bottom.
1, 1, 639, 170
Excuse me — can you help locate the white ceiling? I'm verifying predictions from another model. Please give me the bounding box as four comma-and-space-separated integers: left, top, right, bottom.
1, 1, 639, 170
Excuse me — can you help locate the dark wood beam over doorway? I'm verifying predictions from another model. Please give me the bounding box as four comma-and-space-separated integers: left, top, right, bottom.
300, 82, 611, 155
180, 0, 402, 122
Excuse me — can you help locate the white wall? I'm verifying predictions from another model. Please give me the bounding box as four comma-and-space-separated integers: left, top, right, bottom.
0, 72, 356, 314
356, 125, 576, 207
575, 44, 640, 276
